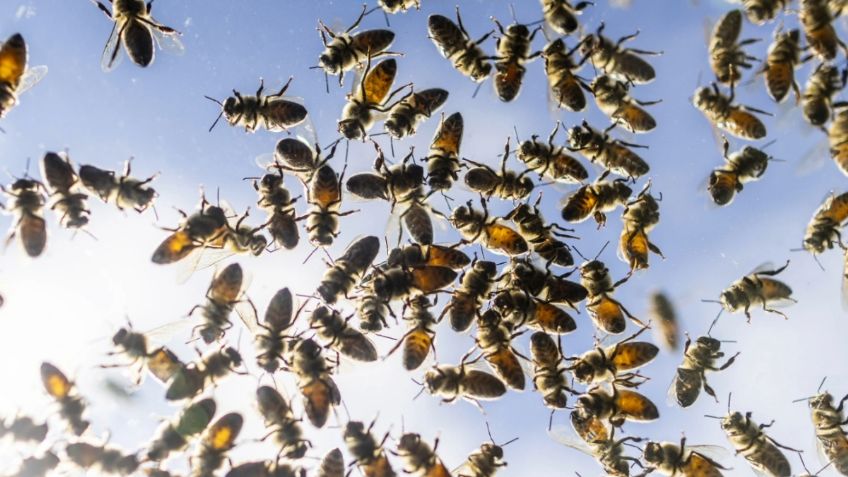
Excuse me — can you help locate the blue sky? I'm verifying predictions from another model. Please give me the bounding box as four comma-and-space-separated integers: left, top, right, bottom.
0, 0, 847, 475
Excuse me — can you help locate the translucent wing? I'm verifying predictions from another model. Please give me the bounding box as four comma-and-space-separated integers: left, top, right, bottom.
234, 299, 261, 336
143, 319, 195, 347
255, 152, 276, 171
15, 65, 47, 94
547, 424, 595, 456
101, 21, 124, 72
748, 261, 776, 275
151, 28, 185, 56
175, 246, 235, 285
796, 139, 830, 177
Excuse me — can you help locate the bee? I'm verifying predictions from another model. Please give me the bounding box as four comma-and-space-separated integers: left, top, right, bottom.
708, 137, 772, 206
40, 362, 89, 436
318, 236, 381, 304
392, 177, 445, 247
338, 58, 408, 140
288, 338, 341, 428
455, 426, 514, 477
542, 39, 590, 112
591, 75, 659, 133
579, 259, 645, 334
671, 322, 739, 407
378, 0, 421, 14
384, 88, 449, 139
79, 160, 158, 214
492, 288, 578, 334
428, 7, 493, 83
575, 385, 659, 427
316, 5, 397, 87
716, 260, 795, 321
91, 0, 183, 71
190, 412, 243, 477
516, 123, 588, 183
0, 33, 46, 118
367, 264, 458, 303
568, 327, 658, 388
497, 258, 587, 308
165, 346, 244, 401
802, 383, 848, 475
530, 331, 573, 412
761, 28, 802, 103
65, 441, 140, 475
709, 10, 759, 85
450, 198, 528, 256
710, 406, 796, 477
146, 397, 217, 461
464, 140, 533, 201
540, 0, 591, 35
386, 243, 471, 270
803, 191, 848, 255
554, 423, 643, 477
206, 77, 308, 133
829, 104, 848, 176
561, 175, 632, 227
619, 181, 663, 271
187, 263, 247, 344
423, 353, 507, 407
221, 209, 269, 257
0, 414, 48, 444
387, 295, 437, 371
802, 64, 846, 127
647, 291, 679, 351
39, 152, 90, 230
693, 82, 769, 140
250, 171, 298, 250
317, 448, 345, 477
491, 16, 541, 102
475, 309, 526, 390
102, 320, 183, 384
425, 111, 464, 191
6, 451, 59, 477
225, 461, 305, 477
567, 121, 650, 180
271, 137, 337, 183
344, 420, 397, 477
800, 0, 847, 62
299, 162, 355, 248
394, 433, 451, 477
151, 194, 229, 265
742, 0, 790, 25
255, 386, 311, 460
1, 175, 47, 257
642, 437, 729, 476
238, 287, 299, 373
579, 22, 659, 84
357, 294, 391, 333
309, 305, 378, 362
444, 259, 498, 332
347, 144, 424, 205
505, 198, 575, 267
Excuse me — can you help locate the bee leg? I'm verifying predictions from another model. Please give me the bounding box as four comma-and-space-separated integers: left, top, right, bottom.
345, 4, 369, 33
90, 0, 113, 19
615, 30, 641, 47
715, 352, 740, 371
766, 435, 802, 453
626, 47, 663, 56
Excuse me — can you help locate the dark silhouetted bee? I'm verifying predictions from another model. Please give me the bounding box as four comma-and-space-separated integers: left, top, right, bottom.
2, 175, 47, 257
271, 137, 338, 183
367, 263, 457, 303
708, 137, 772, 206
206, 77, 308, 133
187, 263, 247, 344
299, 162, 355, 247
693, 82, 769, 140
542, 38, 590, 111
425, 112, 464, 191
497, 258, 587, 308
580, 22, 659, 84
165, 346, 244, 401
0, 33, 47, 118
339, 58, 408, 140
561, 175, 632, 227
40, 362, 89, 436
151, 193, 229, 265
647, 291, 679, 351
190, 412, 243, 477
530, 331, 572, 416
803, 191, 848, 255
387, 295, 437, 370
251, 171, 298, 250
428, 8, 493, 83
65, 440, 140, 475
288, 338, 341, 428
540, 0, 591, 35
716, 261, 795, 321
316, 448, 345, 477
102, 320, 182, 384
386, 243, 470, 270
344, 420, 397, 477
491, 16, 541, 102
568, 328, 658, 388
423, 353, 507, 408
91, 0, 183, 71
346, 144, 424, 205
709, 10, 759, 85
0, 414, 48, 444
393, 181, 441, 245
761, 28, 802, 103
580, 259, 645, 334
567, 121, 650, 180
619, 181, 663, 271
455, 426, 514, 477
379, 0, 421, 14
6, 451, 59, 477
357, 294, 391, 333
384, 88, 449, 139
78, 160, 158, 215
802, 64, 846, 127
672, 324, 739, 408
318, 236, 381, 304
39, 152, 90, 230
475, 309, 526, 390
394, 433, 451, 477
492, 288, 578, 334
464, 139, 533, 201
710, 407, 795, 477
516, 123, 588, 183
575, 385, 659, 427
642, 438, 729, 477
591, 75, 659, 133
239, 287, 299, 373
505, 198, 576, 267
829, 104, 848, 176
450, 198, 528, 256
255, 386, 311, 460
309, 305, 378, 362
742, 0, 790, 25
225, 460, 305, 477
146, 397, 217, 461
444, 259, 498, 332
800, 0, 847, 62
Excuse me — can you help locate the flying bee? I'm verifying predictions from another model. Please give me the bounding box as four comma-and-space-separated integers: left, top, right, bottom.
386, 243, 471, 270
6, 451, 59, 477
464, 139, 534, 201
190, 412, 243, 477
423, 353, 507, 408
146, 397, 217, 461
251, 171, 298, 250
425, 111, 464, 191
803, 191, 848, 256
619, 181, 663, 271
288, 338, 341, 428
206, 77, 308, 133
710, 406, 796, 477
0, 414, 48, 444
2, 176, 47, 258
428, 7, 493, 83
708, 137, 772, 206
238, 287, 300, 373
101, 319, 183, 384
516, 123, 588, 183
579, 258, 645, 334
40, 362, 89, 436
647, 291, 679, 351
491, 16, 541, 102
165, 346, 244, 401
378, 0, 420, 14
693, 82, 770, 140
65, 441, 140, 475
187, 263, 247, 344
318, 236, 380, 304
367, 263, 457, 303
394, 433, 451, 477
561, 175, 632, 227
802, 64, 846, 127
761, 28, 802, 103
742, 0, 790, 24
591, 75, 659, 133
829, 104, 848, 176
151, 193, 229, 265
309, 305, 378, 362
255, 386, 311, 460
450, 198, 528, 256
357, 294, 391, 333
530, 331, 573, 413
671, 320, 739, 407
575, 385, 659, 427
709, 9, 759, 85
0, 33, 47, 118
542, 38, 590, 112
386, 295, 438, 371
338, 58, 409, 140
567, 121, 650, 180
344, 420, 397, 477
568, 327, 658, 388
317, 448, 345, 477
579, 22, 660, 84
642, 438, 729, 477
384, 88, 449, 139
443, 259, 498, 332
90, 0, 183, 71
475, 308, 527, 390
801, 383, 848, 475
299, 162, 355, 247
505, 198, 576, 267
492, 289, 578, 334
455, 426, 515, 477
800, 0, 847, 62
39, 152, 90, 230
715, 260, 795, 321
540, 0, 591, 35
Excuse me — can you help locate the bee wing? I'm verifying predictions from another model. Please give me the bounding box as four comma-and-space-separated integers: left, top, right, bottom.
547, 424, 595, 456
685, 446, 732, 467
151, 27, 185, 56
146, 346, 185, 384
747, 261, 776, 275
101, 21, 124, 72
234, 299, 262, 337
796, 138, 830, 176
175, 247, 235, 285
255, 152, 277, 171
15, 65, 47, 95
143, 319, 195, 348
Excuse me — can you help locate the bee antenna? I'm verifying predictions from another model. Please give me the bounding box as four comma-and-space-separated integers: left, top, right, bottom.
707, 309, 722, 335
203, 95, 223, 107
571, 246, 589, 262
593, 241, 609, 261
700, 299, 722, 304
513, 125, 521, 143
485, 421, 496, 443
703, 415, 723, 420
207, 111, 224, 132
792, 395, 815, 403
817, 376, 828, 393
727, 392, 732, 413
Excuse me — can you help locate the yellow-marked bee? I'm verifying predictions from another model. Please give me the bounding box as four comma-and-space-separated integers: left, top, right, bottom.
800, 0, 847, 62
567, 121, 650, 180
187, 263, 248, 344
647, 291, 679, 351
90, 0, 183, 71
443, 259, 498, 332
561, 175, 632, 227
505, 198, 576, 267
0, 33, 47, 118
642, 438, 729, 476
344, 420, 397, 477
693, 82, 769, 140
367, 263, 457, 303
238, 287, 299, 373
516, 123, 587, 183
709, 404, 796, 477
715, 261, 795, 321
299, 162, 355, 247
255, 386, 311, 460
386, 243, 470, 270
475, 309, 527, 390
828, 104, 848, 176
318, 236, 381, 304
190, 412, 243, 477
708, 137, 772, 207
761, 28, 802, 103
394, 433, 451, 477
317, 448, 345, 477
619, 181, 663, 271
288, 338, 341, 428
101, 320, 183, 384
384, 88, 449, 139
250, 171, 298, 250
339, 58, 409, 140
530, 331, 573, 413
450, 198, 528, 256
6, 451, 59, 477
568, 327, 658, 387
146, 397, 217, 461
709, 10, 759, 85
742, 0, 790, 25
540, 0, 591, 35
2, 175, 47, 257
225, 461, 305, 477
40, 152, 90, 230
206, 77, 308, 133
491, 16, 541, 102
671, 319, 739, 407
309, 305, 378, 362
591, 75, 659, 133
387, 295, 437, 371
40, 362, 89, 436
542, 39, 590, 112
425, 111, 464, 191
804, 191, 848, 255
492, 288, 578, 334
423, 352, 507, 408
379, 0, 421, 14
580, 258, 645, 334
799, 381, 848, 475
65, 440, 140, 475
575, 385, 659, 427
464, 139, 533, 201
428, 7, 493, 83
580, 22, 660, 84
80, 160, 158, 215
151, 193, 229, 265
802, 64, 846, 127
165, 346, 244, 401
0, 414, 48, 444
455, 426, 514, 477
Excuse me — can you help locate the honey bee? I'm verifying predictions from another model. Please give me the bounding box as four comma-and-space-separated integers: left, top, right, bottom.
378, 0, 421, 14
225, 460, 305, 477
317, 448, 345, 477
498, 258, 587, 308
671, 323, 739, 408
40, 362, 89, 436
347, 144, 424, 205
579, 259, 645, 334
561, 175, 632, 226
491, 17, 541, 102
299, 163, 355, 247
693, 82, 769, 140
709, 406, 796, 477
151, 193, 229, 265
187, 263, 248, 344
384, 88, 449, 139
395, 433, 451, 477
541, 39, 590, 112
318, 236, 381, 304
0, 32, 47, 118
642, 438, 729, 476
65, 440, 140, 475
455, 426, 514, 477
801, 382, 848, 475
591, 75, 659, 133
190, 412, 243, 477
367, 263, 457, 303
146, 397, 217, 461
39, 152, 90, 230
803, 191, 848, 255
357, 294, 391, 333
575, 385, 660, 427
6, 451, 59, 477
250, 171, 298, 250
505, 198, 576, 268
580, 22, 659, 84
492, 288, 578, 334
206, 77, 308, 133
567, 121, 650, 180
475, 309, 527, 390
339, 58, 409, 140
392, 177, 446, 247
647, 291, 679, 351
553, 423, 643, 477
428, 7, 493, 83
444, 259, 498, 332
709, 10, 759, 85
708, 137, 772, 207
386, 243, 471, 270
271, 137, 337, 183
2, 175, 47, 257
742, 0, 790, 25
91, 0, 183, 71
568, 327, 658, 387
829, 104, 848, 176
238, 287, 299, 373
761, 28, 802, 103
800, 0, 847, 62
309, 305, 378, 362
464, 139, 534, 201
387, 295, 437, 370
619, 181, 663, 271
344, 420, 397, 477
425, 111, 464, 191
101, 320, 183, 384
255, 386, 311, 459
802, 64, 846, 127
530, 331, 573, 413
715, 260, 795, 321
540, 0, 591, 35
288, 338, 341, 428
423, 353, 507, 407
165, 346, 244, 401
220, 208, 269, 257
516, 126, 586, 186
0, 414, 48, 444
450, 198, 528, 256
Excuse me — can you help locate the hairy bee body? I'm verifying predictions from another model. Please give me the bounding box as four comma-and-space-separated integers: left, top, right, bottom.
719, 411, 792, 477
146, 398, 216, 461
188, 263, 245, 344
65, 441, 140, 475
517, 126, 588, 183
357, 294, 391, 333
252, 172, 298, 250
693, 83, 767, 140
506, 202, 575, 267
273, 137, 322, 182
301, 163, 349, 247
368, 265, 457, 303
309, 305, 378, 362
317, 448, 345, 477
673, 336, 738, 407
492, 20, 540, 102
450, 200, 528, 256
570, 331, 658, 387
395, 433, 451, 477
191, 413, 243, 477
807, 392, 848, 475
709, 141, 771, 206
580, 24, 658, 84
804, 191, 848, 254
446, 260, 497, 332
165, 347, 243, 401
317, 6, 395, 82
339, 58, 403, 140
424, 360, 507, 404
580, 260, 642, 334
541, 0, 590, 35
215, 78, 308, 133
542, 38, 589, 111
379, 0, 421, 14
561, 178, 632, 226
642, 439, 727, 477
829, 105, 848, 176
93, 0, 182, 71
387, 243, 471, 270
40, 362, 89, 436
425, 112, 464, 191
225, 461, 304, 477
2, 177, 47, 257
591, 75, 657, 133
40, 152, 90, 229
709, 10, 757, 85
7, 451, 59, 477
255, 386, 310, 459
803, 64, 845, 126
318, 236, 380, 304
575, 386, 659, 427
800, 0, 845, 62
391, 295, 436, 370
475, 309, 525, 390
344, 421, 397, 477
743, 0, 790, 24
0, 33, 46, 117
384, 88, 449, 139
762, 29, 801, 103
290, 338, 340, 428
151, 197, 229, 265
568, 121, 649, 179
719, 261, 794, 320
428, 9, 492, 82
530, 331, 571, 409
0, 415, 48, 444
463, 140, 533, 200
458, 441, 508, 477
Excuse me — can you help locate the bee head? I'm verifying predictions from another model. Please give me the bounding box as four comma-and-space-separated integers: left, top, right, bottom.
249, 234, 268, 255
809, 392, 833, 410
571, 360, 594, 384
450, 204, 472, 225
475, 260, 498, 276
695, 335, 721, 351
722, 411, 744, 431
423, 367, 446, 393
718, 289, 738, 312
480, 442, 504, 460
567, 125, 592, 148
223, 347, 243, 366
397, 433, 421, 451
543, 38, 565, 58
579, 35, 597, 56
384, 117, 409, 139
319, 51, 342, 75
507, 23, 529, 38
10, 177, 39, 191
259, 173, 283, 192
642, 441, 663, 464
516, 176, 534, 197
112, 327, 129, 346
692, 87, 713, 109
471, 62, 493, 82
338, 119, 365, 140
222, 96, 242, 124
